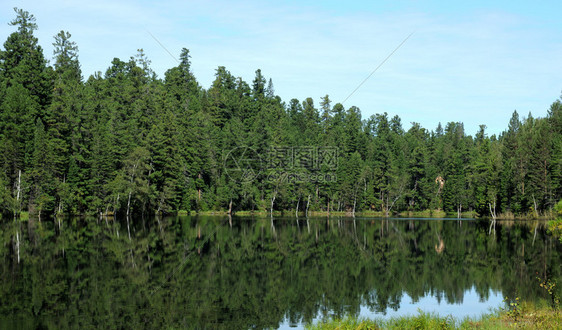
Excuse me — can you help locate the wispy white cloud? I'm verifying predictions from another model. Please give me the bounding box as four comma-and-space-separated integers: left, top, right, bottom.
1, 0, 561, 135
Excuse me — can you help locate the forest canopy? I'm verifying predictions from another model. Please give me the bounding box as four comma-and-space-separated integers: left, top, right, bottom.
1, 8, 561, 219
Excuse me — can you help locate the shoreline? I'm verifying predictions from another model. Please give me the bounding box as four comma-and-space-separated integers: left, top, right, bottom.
308, 304, 561, 329
181, 209, 556, 220
5, 209, 556, 221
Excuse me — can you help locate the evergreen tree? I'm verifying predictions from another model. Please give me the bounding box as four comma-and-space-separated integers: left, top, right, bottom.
0, 8, 561, 218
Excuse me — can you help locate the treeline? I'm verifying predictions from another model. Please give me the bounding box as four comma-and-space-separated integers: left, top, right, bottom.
0, 8, 561, 219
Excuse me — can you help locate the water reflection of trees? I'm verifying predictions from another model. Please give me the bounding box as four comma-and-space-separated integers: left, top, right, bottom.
0, 217, 560, 329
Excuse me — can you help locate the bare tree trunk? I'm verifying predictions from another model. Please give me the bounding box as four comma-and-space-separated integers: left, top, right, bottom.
352, 196, 357, 218
379, 191, 385, 215
105, 204, 110, 217
488, 201, 497, 220
488, 200, 497, 235
156, 214, 162, 230
306, 195, 310, 217
126, 191, 132, 240
489, 218, 496, 235
114, 193, 120, 216
15, 169, 21, 218
58, 175, 65, 218
270, 217, 276, 237
198, 173, 202, 201
16, 231, 20, 264
228, 199, 233, 215
270, 190, 277, 217
126, 191, 132, 218
124, 159, 139, 230
16, 169, 21, 203
532, 195, 539, 218
383, 189, 403, 218
295, 197, 299, 218
155, 200, 162, 216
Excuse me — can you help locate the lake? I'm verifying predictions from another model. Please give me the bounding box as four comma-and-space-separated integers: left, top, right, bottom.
0, 216, 561, 329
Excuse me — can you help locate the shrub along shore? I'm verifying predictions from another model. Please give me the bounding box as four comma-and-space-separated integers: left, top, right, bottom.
308, 304, 562, 329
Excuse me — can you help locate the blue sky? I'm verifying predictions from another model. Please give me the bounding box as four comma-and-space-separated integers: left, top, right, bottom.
1, 0, 561, 135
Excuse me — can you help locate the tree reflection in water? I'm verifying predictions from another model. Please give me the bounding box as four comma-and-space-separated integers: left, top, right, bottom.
0, 217, 560, 329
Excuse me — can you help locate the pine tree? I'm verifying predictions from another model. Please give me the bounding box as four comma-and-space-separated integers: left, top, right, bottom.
0, 8, 52, 215
46, 30, 82, 215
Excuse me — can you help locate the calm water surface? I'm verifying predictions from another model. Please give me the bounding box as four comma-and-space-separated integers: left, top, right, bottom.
0, 216, 560, 329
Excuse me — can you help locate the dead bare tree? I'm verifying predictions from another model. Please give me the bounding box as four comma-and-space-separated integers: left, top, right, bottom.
14, 169, 21, 219
488, 201, 497, 220
381, 183, 405, 217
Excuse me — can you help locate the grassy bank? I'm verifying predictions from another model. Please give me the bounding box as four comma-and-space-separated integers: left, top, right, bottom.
548, 219, 562, 243
398, 209, 451, 218
178, 209, 472, 218
308, 304, 561, 329
492, 210, 557, 220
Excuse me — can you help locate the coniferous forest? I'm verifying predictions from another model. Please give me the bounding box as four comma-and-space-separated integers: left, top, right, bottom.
1, 8, 561, 219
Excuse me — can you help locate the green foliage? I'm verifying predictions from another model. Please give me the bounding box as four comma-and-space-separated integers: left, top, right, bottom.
537, 275, 561, 309
555, 200, 562, 217
1, 9, 562, 218
503, 296, 522, 321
